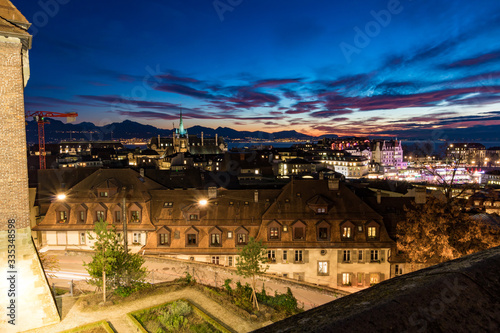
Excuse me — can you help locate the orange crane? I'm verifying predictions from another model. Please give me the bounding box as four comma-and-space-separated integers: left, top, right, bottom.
25, 111, 78, 169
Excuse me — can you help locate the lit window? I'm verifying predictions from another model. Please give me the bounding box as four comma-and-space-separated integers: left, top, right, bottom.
342, 273, 351, 285
211, 233, 221, 246
58, 211, 67, 223
227, 231, 233, 239
189, 214, 199, 221
342, 227, 352, 238
368, 227, 377, 239
99, 191, 108, 197
318, 261, 328, 275
270, 227, 279, 239
163, 202, 174, 208
317, 207, 326, 213
78, 211, 85, 223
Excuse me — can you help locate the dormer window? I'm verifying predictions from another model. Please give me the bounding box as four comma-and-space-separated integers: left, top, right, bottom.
235, 227, 249, 245
368, 227, 377, 239
268, 220, 282, 241
96, 210, 105, 221
342, 227, 352, 238
366, 221, 380, 240
317, 207, 326, 214
186, 227, 199, 246
292, 220, 306, 241
58, 211, 67, 223
189, 214, 199, 221
130, 210, 140, 223
158, 227, 171, 246
209, 227, 222, 247
99, 191, 108, 197
163, 202, 174, 208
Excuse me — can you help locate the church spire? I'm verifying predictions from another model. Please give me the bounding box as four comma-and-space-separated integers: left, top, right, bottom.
179, 108, 187, 136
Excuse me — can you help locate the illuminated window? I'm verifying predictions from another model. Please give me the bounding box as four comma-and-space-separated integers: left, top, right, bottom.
210, 233, 221, 246
130, 210, 140, 223
189, 214, 199, 221
270, 227, 279, 239
96, 210, 105, 221
159, 233, 169, 245
237, 233, 247, 244
99, 191, 108, 197
342, 273, 351, 285
368, 227, 377, 239
318, 261, 328, 275
342, 227, 352, 238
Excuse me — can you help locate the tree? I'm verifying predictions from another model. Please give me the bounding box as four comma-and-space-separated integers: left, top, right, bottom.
84, 220, 147, 303
236, 237, 269, 310
397, 196, 500, 267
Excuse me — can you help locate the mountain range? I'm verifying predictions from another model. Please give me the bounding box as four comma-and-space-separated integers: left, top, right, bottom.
25, 119, 500, 144
25, 119, 330, 144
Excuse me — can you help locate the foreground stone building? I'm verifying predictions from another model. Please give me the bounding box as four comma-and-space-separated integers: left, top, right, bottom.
0, 1, 59, 331
36, 169, 395, 288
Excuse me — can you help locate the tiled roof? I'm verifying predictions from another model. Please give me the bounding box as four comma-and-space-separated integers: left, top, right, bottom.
0, 0, 30, 37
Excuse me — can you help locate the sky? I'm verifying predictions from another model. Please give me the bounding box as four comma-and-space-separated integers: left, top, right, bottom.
13, 0, 500, 137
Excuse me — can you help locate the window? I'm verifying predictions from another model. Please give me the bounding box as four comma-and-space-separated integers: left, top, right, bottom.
96, 210, 105, 221
358, 250, 363, 262
237, 233, 247, 244
395, 264, 402, 276
189, 214, 199, 221
159, 233, 169, 245
317, 207, 326, 213
270, 227, 279, 239
58, 211, 67, 223
163, 202, 173, 208
78, 211, 85, 223
187, 234, 197, 245
99, 191, 108, 197
210, 233, 221, 246
371, 250, 379, 261
343, 250, 351, 262
358, 225, 363, 232
228, 256, 233, 266
130, 211, 140, 223
368, 227, 377, 239
80, 232, 86, 245
318, 261, 328, 276
294, 250, 303, 263
370, 273, 380, 285
114, 211, 121, 223
293, 226, 305, 240
227, 231, 233, 239
267, 250, 276, 262
342, 273, 351, 285
211, 256, 220, 265
133, 232, 141, 244
342, 227, 352, 239
283, 250, 288, 262
318, 227, 328, 240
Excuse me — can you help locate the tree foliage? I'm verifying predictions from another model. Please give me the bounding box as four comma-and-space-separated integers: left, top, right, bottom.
84, 220, 147, 291
236, 237, 269, 310
398, 196, 500, 264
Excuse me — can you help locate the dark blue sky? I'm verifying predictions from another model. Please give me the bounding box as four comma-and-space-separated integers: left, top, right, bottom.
14, 0, 500, 137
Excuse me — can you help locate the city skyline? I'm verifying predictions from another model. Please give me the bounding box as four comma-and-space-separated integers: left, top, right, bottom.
15, 0, 500, 137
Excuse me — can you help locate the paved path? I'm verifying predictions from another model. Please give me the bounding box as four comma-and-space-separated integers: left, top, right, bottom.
23, 287, 268, 333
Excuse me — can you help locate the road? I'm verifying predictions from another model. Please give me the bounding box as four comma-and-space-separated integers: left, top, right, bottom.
45, 251, 342, 310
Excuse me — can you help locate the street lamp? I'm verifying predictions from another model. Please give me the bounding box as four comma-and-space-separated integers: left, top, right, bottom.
56, 193, 66, 200
198, 199, 208, 206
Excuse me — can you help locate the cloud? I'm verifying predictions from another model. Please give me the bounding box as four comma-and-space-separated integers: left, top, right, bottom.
155, 84, 215, 99
441, 50, 500, 69
252, 78, 302, 88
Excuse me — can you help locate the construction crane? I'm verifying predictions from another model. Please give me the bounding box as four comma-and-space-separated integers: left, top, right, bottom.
25, 111, 78, 169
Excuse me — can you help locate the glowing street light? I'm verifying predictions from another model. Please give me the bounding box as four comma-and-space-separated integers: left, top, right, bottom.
198, 199, 208, 206
56, 193, 66, 200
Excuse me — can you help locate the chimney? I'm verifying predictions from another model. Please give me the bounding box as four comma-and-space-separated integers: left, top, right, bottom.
140, 168, 145, 177
376, 189, 382, 204
201, 131, 204, 146
328, 176, 339, 191
415, 188, 427, 204
254, 190, 259, 203
208, 186, 217, 199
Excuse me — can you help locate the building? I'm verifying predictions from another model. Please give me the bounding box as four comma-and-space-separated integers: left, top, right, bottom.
317, 155, 369, 179
33, 169, 165, 252
446, 143, 486, 165
0, 0, 59, 329
35, 172, 395, 289
148, 111, 227, 155
372, 140, 406, 169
